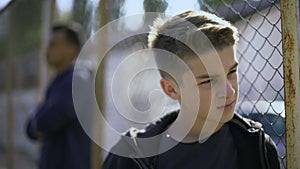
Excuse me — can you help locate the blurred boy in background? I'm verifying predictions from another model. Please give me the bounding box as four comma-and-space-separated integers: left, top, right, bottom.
26, 24, 92, 169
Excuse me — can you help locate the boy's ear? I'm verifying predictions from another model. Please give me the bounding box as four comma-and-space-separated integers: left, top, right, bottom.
160, 78, 180, 100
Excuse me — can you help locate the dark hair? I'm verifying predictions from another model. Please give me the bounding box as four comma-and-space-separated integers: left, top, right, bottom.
52, 25, 81, 49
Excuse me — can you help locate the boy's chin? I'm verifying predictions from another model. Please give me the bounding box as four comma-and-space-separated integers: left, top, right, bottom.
220, 110, 235, 123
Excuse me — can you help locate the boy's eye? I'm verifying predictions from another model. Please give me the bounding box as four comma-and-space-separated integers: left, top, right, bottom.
198, 79, 212, 85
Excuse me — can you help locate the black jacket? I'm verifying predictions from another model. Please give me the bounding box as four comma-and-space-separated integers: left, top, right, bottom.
102, 111, 280, 169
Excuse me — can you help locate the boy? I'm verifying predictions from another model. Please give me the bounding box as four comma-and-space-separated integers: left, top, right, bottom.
102, 10, 280, 169
26, 25, 91, 169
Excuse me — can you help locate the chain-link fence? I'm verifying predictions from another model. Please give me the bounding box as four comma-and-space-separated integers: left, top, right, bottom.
199, 0, 286, 168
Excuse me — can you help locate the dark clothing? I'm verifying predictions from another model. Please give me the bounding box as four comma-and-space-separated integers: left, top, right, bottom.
156, 124, 239, 169
26, 65, 91, 169
102, 111, 280, 169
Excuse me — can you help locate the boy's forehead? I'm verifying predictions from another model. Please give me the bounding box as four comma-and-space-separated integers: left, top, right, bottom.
186, 46, 237, 76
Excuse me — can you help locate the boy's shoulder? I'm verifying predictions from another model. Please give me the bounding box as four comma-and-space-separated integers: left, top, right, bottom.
129, 110, 180, 138
229, 113, 263, 132
103, 112, 280, 169
130, 111, 263, 139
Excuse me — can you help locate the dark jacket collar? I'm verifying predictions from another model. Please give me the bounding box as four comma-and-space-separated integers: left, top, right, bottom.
104, 110, 279, 169
131, 110, 263, 139
125, 110, 268, 169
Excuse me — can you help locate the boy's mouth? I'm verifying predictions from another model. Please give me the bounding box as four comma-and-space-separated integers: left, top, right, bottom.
217, 101, 235, 111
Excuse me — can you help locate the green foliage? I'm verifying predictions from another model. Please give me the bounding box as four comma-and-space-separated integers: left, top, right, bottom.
106, 0, 125, 20
9, 0, 43, 56
0, 36, 8, 60
72, 0, 125, 37
72, 0, 89, 31
143, 0, 168, 13
200, 0, 240, 7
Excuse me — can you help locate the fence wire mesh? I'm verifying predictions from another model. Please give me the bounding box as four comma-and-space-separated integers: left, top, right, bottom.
199, 0, 286, 167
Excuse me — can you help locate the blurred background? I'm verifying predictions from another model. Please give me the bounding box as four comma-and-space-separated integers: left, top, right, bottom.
0, 0, 299, 169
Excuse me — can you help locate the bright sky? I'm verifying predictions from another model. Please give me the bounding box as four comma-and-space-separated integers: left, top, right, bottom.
56, 0, 74, 12
165, 0, 199, 15
122, 0, 199, 30
122, 0, 199, 16
56, 0, 200, 30
57, 0, 200, 16
0, 0, 12, 11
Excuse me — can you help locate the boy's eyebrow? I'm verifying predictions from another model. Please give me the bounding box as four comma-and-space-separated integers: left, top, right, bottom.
196, 62, 239, 79
196, 73, 218, 79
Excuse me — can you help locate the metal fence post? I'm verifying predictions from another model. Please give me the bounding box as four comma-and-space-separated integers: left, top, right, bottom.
280, 0, 300, 168
6, 6, 15, 169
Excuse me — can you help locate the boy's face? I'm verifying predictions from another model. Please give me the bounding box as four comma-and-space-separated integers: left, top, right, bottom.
46, 31, 76, 69
161, 45, 238, 127
191, 46, 238, 124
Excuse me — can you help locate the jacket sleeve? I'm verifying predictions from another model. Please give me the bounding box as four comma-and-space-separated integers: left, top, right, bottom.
265, 134, 281, 169
102, 153, 139, 169
26, 76, 78, 139
26, 97, 77, 140
26, 116, 39, 140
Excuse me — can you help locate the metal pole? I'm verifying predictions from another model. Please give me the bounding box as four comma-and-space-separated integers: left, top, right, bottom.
280, 0, 300, 168
36, 0, 54, 103
6, 5, 15, 169
90, 1, 108, 167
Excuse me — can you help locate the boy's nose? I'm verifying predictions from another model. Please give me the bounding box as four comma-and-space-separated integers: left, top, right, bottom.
216, 80, 236, 98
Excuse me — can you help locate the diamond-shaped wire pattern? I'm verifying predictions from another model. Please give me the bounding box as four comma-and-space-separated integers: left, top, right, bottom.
200, 0, 286, 167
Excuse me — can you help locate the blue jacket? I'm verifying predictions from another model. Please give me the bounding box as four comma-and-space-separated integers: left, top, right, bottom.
26, 65, 91, 169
